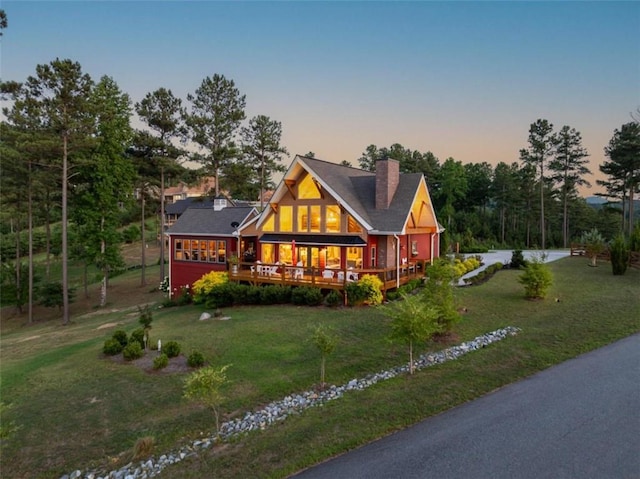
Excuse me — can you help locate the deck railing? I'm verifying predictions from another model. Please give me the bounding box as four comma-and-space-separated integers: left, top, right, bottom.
228, 259, 430, 292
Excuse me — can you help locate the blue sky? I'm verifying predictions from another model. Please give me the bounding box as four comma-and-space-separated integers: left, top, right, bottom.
2, 1, 639, 196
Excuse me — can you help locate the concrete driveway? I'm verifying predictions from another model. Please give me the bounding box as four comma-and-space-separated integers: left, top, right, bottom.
458, 249, 571, 285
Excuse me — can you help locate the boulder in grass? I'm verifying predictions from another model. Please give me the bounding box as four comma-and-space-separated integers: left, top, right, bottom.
199, 312, 211, 321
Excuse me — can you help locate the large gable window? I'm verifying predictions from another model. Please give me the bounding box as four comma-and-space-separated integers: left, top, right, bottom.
297, 205, 308, 232
348, 215, 363, 233
298, 174, 321, 199
326, 205, 341, 233
309, 205, 321, 232
263, 213, 275, 232
279, 205, 293, 232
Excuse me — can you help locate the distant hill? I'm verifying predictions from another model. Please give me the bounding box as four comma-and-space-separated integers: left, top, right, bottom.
586, 196, 608, 205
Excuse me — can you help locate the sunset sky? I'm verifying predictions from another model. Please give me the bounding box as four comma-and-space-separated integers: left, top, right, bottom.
2, 1, 639, 196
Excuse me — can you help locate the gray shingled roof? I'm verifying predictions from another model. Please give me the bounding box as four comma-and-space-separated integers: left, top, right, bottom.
166, 207, 256, 236
165, 198, 214, 215
299, 157, 424, 233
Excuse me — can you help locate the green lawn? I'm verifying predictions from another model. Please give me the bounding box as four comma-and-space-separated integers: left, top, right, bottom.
1, 257, 638, 478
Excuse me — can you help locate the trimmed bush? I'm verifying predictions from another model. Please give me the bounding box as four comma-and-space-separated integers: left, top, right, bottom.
510, 250, 527, 269
103, 338, 123, 356
187, 350, 206, 368
518, 259, 553, 299
324, 290, 343, 307
112, 330, 128, 347
163, 341, 181, 358
122, 341, 144, 361
261, 285, 292, 305
153, 353, 169, 370
292, 286, 324, 306
609, 235, 629, 276
129, 328, 146, 349
192, 271, 229, 303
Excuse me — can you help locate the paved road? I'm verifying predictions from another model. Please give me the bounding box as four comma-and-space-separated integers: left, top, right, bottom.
292, 334, 640, 479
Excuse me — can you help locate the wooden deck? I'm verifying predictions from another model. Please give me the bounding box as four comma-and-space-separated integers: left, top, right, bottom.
228, 260, 429, 292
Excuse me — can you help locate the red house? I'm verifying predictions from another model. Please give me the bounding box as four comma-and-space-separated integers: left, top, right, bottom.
166, 198, 258, 294
167, 155, 441, 293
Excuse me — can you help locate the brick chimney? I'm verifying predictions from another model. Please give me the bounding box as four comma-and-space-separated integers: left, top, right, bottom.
375, 159, 400, 209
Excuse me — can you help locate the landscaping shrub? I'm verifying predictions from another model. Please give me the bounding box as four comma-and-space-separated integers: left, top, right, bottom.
187, 350, 206, 368
581, 228, 605, 267
192, 271, 229, 303
292, 286, 324, 306
103, 338, 123, 356
122, 341, 144, 361
510, 250, 527, 269
358, 274, 384, 305
112, 330, 128, 347
345, 275, 384, 306
245, 285, 263, 304
324, 290, 343, 307
129, 328, 146, 349
163, 341, 181, 358
609, 235, 629, 276
518, 258, 553, 299
204, 283, 236, 308
153, 353, 169, 370
261, 285, 292, 305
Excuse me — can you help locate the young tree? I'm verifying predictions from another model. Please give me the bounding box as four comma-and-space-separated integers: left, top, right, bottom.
581, 228, 605, 267
23, 59, 94, 325
601, 122, 640, 236
549, 126, 591, 248
382, 293, 440, 375
135, 87, 186, 282
73, 76, 134, 306
520, 119, 555, 249
517, 255, 553, 300
421, 259, 461, 335
186, 74, 246, 196
240, 115, 288, 209
311, 324, 338, 388
183, 365, 230, 437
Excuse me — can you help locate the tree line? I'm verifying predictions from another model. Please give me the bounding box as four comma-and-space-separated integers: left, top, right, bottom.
356, 118, 639, 252
1, 55, 638, 325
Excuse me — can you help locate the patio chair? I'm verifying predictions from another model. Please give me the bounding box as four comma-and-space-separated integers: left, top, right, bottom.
322, 270, 334, 280
293, 261, 304, 280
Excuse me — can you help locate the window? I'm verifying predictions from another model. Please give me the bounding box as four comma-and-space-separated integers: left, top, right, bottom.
298, 174, 321, 199
348, 215, 363, 233
262, 243, 275, 263
326, 205, 341, 233
326, 246, 341, 268
310, 205, 321, 232
347, 247, 363, 268
297, 205, 308, 232
217, 241, 226, 263
411, 240, 418, 256
279, 244, 294, 264
263, 213, 275, 232
370, 246, 376, 268
173, 237, 226, 263
279, 205, 293, 232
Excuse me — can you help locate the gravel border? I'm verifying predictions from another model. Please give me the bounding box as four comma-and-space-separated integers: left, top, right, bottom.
62, 326, 521, 479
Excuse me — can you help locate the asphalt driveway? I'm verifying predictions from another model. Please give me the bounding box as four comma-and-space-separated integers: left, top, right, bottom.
292, 333, 640, 479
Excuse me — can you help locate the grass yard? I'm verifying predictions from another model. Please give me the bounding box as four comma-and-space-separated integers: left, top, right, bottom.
1, 257, 638, 478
